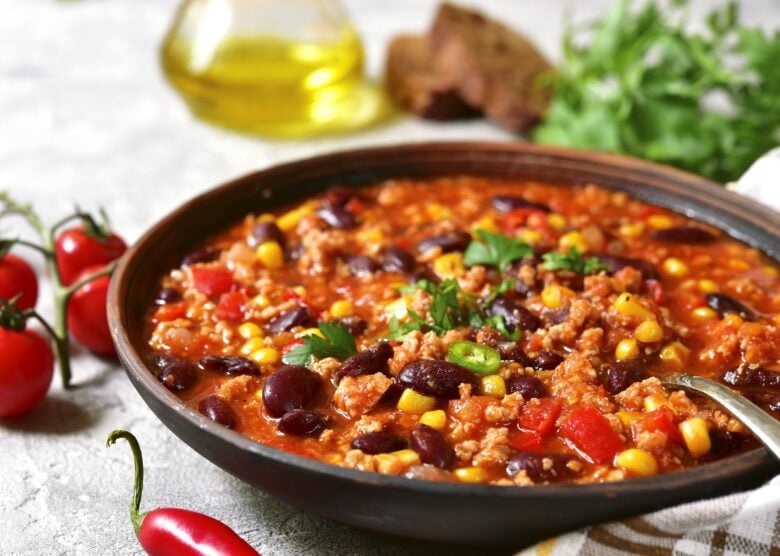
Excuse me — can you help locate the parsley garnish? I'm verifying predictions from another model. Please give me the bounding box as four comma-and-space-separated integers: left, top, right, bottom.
282, 321, 357, 366
542, 247, 608, 275
464, 230, 534, 272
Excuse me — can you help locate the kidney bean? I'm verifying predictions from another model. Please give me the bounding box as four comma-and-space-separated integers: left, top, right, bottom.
155, 287, 182, 305
410, 425, 454, 469
154, 355, 197, 392
334, 342, 394, 382
705, 293, 756, 321
181, 247, 218, 267
378, 382, 405, 405
707, 429, 746, 456
249, 221, 285, 248
602, 360, 646, 394
278, 409, 327, 436
198, 396, 237, 428
532, 351, 563, 371
748, 392, 780, 412
489, 295, 540, 331
506, 452, 576, 482
650, 226, 717, 244
596, 254, 658, 280
514, 279, 537, 298
345, 255, 380, 276
199, 355, 259, 376
490, 195, 550, 213
318, 205, 357, 229
723, 364, 780, 389
543, 308, 570, 326
506, 375, 547, 399
266, 306, 314, 334
380, 246, 416, 274
338, 316, 367, 337
499, 343, 533, 367
351, 431, 407, 454
417, 231, 471, 254
557, 273, 584, 292
398, 360, 478, 399
262, 365, 321, 418
409, 267, 440, 284
322, 186, 354, 208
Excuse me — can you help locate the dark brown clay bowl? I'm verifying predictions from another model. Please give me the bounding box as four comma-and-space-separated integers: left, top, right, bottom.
108, 142, 780, 548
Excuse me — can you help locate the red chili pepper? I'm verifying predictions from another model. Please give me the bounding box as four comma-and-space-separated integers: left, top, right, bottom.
107, 430, 259, 556
559, 405, 625, 464
216, 292, 246, 321
518, 398, 563, 437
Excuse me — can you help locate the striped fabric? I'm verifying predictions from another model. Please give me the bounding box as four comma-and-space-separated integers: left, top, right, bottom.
519, 475, 780, 555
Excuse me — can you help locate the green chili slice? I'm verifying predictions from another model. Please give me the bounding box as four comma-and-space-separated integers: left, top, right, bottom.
448, 341, 501, 375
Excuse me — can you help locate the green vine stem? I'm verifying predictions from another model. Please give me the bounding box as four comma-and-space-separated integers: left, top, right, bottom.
0, 192, 115, 389
106, 430, 148, 535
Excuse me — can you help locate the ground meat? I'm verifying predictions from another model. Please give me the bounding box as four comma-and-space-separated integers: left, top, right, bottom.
223, 242, 257, 282
297, 227, 348, 274
332, 373, 393, 418
350, 415, 387, 436
454, 439, 480, 462
615, 377, 665, 411
310, 357, 341, 380
550, 353, 614, 413
546, 298, 600, 345
739, 322, 780, 364
473, 427, 511, 467
583, 274, 614, 300
484, 392, 524, 423
576, 327, 604, 357
409, 289, 431, 316
668, 390, 699, 420
389, 331, 445, 374
343, 449, 376, 471
612, 266, 643, 293
218, 375, 256, 402
459, 265, 487, 293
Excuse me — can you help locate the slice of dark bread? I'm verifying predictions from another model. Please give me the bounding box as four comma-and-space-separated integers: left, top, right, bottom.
429, 2, 553, 133
385, 34, 479, 121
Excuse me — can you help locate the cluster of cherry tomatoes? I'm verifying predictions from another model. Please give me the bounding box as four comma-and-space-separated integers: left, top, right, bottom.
0, 225, 126, 417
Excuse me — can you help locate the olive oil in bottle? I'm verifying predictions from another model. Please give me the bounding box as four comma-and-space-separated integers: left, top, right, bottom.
160, 0, 366, 137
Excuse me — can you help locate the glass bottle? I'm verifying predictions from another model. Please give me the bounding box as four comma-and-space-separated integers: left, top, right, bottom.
160, 0, 371, 137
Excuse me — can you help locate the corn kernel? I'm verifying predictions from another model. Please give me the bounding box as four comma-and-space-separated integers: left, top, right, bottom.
541, 284, 574, 309
329, 300, 354, 318
240, 337, 265, 355
619, 222, 645, 238
635, 320, 663, 343
662, 257, 689, 278
559, 231, 589, 253
647, 214, 674, 229
427, 203, 452, 220
256, 213, 275, 222
697, 279, 719, 293
433, 252, 466, 279
614, 292, 654, 320
390, 449, 421, 466
397, 388, 436, 414
762, 265, 778, 278
454, 467, 488, 483
249, 347, 280, 365
356, 228, 384, 245
644, 393, 675, 414
518, 229, 542, 245
250, 294, 270, 309
256, 241, 284, 270
615, 449, 658, 476
254, 389, 264, 402
471, 216, 500, 235
691, 307, 718, 320
547, 213, 567, 230
728, 259, 750, 271
679, 417, 711, 458
659, 341, 690, 368
374, 454, 401, 474
774, 314, 780, 327
292, 285, 307, 297
616, 410, 643, 428
615, 338, 639, 361
480, 375, 507, 398
419, 410, 447, 431
297, 327, 325, 339
238, 322, 263, 339
723, 313, 743, 328
383, 296, 410, 320
277, 201, 316, 232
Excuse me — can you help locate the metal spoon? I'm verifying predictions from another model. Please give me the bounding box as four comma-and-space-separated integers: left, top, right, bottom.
662, 374, 780, 460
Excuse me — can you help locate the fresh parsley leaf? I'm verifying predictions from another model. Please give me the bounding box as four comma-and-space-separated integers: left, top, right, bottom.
282, 321, 357, 366
485, 315, 521, 342
464, 230, 534, 272
542, 247, 608, 275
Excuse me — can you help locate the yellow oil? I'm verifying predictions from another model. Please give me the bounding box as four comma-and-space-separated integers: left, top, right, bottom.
161, 29, 367, 137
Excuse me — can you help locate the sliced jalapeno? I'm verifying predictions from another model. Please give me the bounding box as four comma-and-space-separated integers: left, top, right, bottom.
447, 341, 501, 375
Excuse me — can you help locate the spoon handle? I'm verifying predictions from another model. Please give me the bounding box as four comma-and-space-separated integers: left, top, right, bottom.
662, 374, 780, 461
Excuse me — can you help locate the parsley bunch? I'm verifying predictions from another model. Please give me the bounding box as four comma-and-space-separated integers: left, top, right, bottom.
282, 322, 357, 366
534, 0, 780, 183
542, 248, 607, 275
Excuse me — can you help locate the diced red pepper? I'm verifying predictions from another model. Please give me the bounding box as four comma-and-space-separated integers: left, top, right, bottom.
518, 398, 563, 437
216, 292, 246, 321
500, 209, 545, 234
644, 279, 665, 304
191, 267, 234, 296
559, 405, 625, 464
509, 429, 544, 452
641, 406, 683, 444
282, 339, 304, 354
152, 302, 187, 322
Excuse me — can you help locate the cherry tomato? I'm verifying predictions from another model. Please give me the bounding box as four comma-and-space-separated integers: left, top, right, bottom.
0, 253, 38, 310
0, 327, 54, 417
67, 265, 115, 356
55, 225, 127, 286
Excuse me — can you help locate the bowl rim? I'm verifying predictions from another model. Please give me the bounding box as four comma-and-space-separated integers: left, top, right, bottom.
109, 140, 778, 499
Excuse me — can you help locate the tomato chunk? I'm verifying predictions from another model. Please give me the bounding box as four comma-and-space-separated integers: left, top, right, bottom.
559, 405, 625, 464
216, 292, 246, 321
153, 302, 187, 322
519, 398, 563, 437
641, 406, 683, 444
509, 429, 544, 452
501, 208, 544, 233
192, 267, 234, 296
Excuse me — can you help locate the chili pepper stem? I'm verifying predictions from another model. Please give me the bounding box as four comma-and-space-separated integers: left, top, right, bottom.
106, 430, 148, 535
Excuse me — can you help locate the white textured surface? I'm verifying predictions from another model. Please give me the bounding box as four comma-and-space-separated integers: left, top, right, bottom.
0, 1, 779, 555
